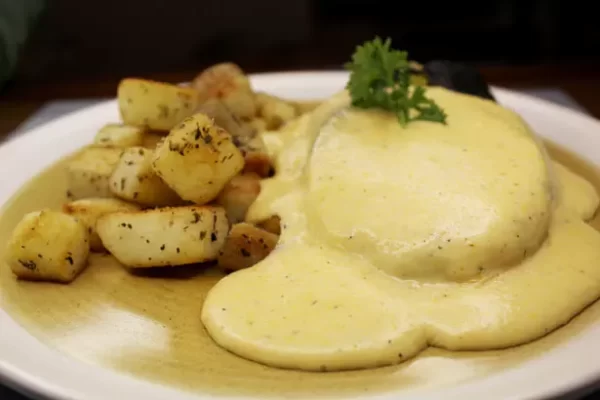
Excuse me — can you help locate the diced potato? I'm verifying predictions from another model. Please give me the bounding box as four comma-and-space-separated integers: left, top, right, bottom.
63, 198, 141, 252
142, 132, 166, 150
109, 147, 182, 207
246, 118, 268, 134
66, 147, 123, 199
192, 63, 256, 119
195, 98, 255, 148
215, 172, 261, 223
93, 123, 144, 147
152, 113, 244, 205
254, 92, 276, 110
243, 151, 273, 177
217, 223, 278, 271
118, 78, 199, 131
256, 215, 281, 235
291, 99, 322, 115
97, 206, 229, 268
260, 97, 298, 130
5, 210, 90, 282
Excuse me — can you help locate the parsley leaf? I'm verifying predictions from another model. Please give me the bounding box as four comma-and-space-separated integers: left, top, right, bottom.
344, 37, 447, 127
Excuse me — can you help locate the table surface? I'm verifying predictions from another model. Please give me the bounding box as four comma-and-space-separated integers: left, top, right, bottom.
1, 65, 600, 399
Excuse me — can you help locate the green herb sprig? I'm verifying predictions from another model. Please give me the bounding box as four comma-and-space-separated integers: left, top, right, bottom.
344, 37, 447, 127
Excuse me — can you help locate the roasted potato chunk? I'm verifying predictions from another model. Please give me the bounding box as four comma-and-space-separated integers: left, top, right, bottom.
215, 172, 261, 223
142, 132, 165, 150
195, 98, 255, 148
152, 113, 244, 205
243, 150, 273, 178
256, 215, 281, 235
246, 118, 268, 134
255, 92, 298, 129
110, 147, 182, 207
93, 123, 144, 147
192, 63, 256, 119
5, 210, 90, 282
261, 99, 297, 130
66, 147, 123, 199
97, 206, 229, 268
217, 223, 278, 271
118, 78, 199, 131
63, 198, 141, 252
291, 99, 322, 115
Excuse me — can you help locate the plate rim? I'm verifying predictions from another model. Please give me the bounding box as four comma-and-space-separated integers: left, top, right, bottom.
1, 71, 600, 400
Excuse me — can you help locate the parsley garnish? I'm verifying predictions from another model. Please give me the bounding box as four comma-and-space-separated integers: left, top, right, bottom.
344, 37, 447, 127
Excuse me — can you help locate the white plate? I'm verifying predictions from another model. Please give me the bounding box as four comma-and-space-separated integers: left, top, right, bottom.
1, 72, 600, 400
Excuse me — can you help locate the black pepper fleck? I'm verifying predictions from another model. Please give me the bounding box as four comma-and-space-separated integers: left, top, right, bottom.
192, 212, 201, 223
18, 259, 37, 271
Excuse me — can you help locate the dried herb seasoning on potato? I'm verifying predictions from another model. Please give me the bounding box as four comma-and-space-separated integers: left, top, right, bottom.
97, 206, 229, 268
110, 147, 183, 207
118, 78, 199, 131
66, 146, 123, 199
152, 113, 244, 205
6, 210, 90, 282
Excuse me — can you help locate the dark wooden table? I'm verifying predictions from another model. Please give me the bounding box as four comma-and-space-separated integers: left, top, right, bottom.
1, 64, 600, 400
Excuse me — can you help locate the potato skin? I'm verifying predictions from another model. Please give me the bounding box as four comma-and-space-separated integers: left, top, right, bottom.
66, 146, 123, 199
118, 78, 199, 131
217, 223, 278, 271
5, 210, 90, 282
96, 206, 229, 268
152, 113, 245, 205
93, 123, 145, 148
215, 172, 261, 223
109, 147, 183, 207
63, 198, 141, 252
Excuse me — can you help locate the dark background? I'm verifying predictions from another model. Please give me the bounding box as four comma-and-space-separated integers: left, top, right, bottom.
8, 0, 600, 84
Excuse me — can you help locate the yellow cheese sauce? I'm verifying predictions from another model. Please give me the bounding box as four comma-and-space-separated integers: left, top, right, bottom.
1, 89, 600, 398
201, 88, 600, 371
